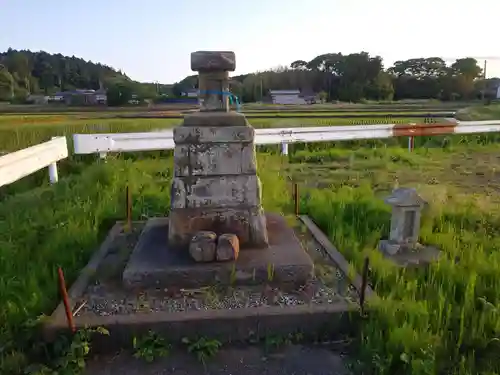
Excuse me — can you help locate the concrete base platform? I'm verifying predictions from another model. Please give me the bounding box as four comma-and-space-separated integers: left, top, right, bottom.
123, 213, 314, 289
379, 240, 440, 267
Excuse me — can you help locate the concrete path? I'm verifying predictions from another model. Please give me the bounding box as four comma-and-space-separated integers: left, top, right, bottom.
85, 345, 350, 375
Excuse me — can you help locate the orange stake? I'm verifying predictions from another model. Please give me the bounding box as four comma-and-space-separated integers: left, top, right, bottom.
58, 267, 76, 333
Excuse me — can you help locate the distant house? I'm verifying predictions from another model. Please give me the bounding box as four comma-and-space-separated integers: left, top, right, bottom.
48, 89, 107, 106
300, 89, 318, 104
269, 89, 318, 105
269, 90, 305, 105
479, 79, 500, 101
128, 94, 140, 105
182, 88, 199, 98
26, 94, 48, 105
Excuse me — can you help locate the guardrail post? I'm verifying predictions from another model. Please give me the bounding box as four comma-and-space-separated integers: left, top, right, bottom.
281, 142, 289, 155
408, 136, 414, 152
48, 163, 59, 184
48, 137, 59, 184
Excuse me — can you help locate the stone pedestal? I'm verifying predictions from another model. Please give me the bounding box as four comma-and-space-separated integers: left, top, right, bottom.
168, 112, 268, 251
124, 214, 312, 289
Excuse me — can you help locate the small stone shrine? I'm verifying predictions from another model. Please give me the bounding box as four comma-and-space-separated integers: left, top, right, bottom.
122, 51, 313, 289
379, 187, 440, 266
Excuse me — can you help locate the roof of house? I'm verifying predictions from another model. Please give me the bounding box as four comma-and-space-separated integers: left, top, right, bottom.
269, 90, 301, 95
53, 89, 105, 96
300, 88, 317, 97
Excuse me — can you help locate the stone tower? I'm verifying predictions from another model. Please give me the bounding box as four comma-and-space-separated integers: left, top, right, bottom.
168, 51, 269, 250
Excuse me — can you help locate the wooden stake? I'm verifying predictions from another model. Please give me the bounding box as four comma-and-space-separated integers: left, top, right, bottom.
359, 257, 370, 316
293, 183, 299, 216
58, 267, 76, 333
125, 185, 132, 232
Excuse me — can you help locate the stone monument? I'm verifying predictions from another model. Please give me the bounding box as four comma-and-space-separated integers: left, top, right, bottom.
122, 51, 313, 289
168, 51, 268, 252
378, 187, 439, 266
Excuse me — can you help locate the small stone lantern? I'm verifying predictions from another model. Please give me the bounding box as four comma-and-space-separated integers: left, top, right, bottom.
379, 188, 427, 255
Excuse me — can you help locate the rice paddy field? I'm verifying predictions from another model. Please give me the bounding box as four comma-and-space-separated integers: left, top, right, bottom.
2, 106, 500, 374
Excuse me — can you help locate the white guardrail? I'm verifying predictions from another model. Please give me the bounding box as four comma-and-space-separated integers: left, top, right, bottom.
3, 120, 500, 189
0, 137, 68, 187
73, 120, 500, 157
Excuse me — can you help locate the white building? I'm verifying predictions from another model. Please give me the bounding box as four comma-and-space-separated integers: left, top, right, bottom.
182, 88, 199, 98
269, 90, 306, 105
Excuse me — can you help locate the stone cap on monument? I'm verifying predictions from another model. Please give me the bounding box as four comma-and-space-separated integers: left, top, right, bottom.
191, 51, 236, 72
384, 188, 427, 208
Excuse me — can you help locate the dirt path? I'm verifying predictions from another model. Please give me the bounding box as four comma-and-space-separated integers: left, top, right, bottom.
85, 345, 350, 375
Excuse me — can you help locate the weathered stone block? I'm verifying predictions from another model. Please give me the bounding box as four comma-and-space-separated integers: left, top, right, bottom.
241, 143, 258, 174
170, 175, 262, 209
173, 145, 190, 177
192, 143, 244, 175
199, 71, 231, 81
173, 143, 257, 177
189, 231, 217, 262
168, 206, 268, 250
216, 233, 240, 261
169, 208, 250, 250
248, 206, 268, 247
173, 126, 254, 144
170, 178, 186, 209
182, 112, 248, 127
193, 143, 255, 176
191, 51, 236, 72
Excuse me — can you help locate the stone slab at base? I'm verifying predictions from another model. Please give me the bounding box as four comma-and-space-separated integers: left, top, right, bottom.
378, 240, 440, 267
123, 213, 313, 289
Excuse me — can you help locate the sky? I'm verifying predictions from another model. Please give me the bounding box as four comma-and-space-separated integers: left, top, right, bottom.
1, 0, 499, 83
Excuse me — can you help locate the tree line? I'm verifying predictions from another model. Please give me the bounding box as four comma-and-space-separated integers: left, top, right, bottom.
0, 48, 168, 105
1, 48, 498, 105
175, 52, 500, 103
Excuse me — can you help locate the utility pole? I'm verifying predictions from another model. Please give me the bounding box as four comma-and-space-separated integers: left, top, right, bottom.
484, 59, 487, 79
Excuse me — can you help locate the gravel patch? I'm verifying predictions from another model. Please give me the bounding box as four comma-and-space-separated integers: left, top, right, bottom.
76, 221, 359, 318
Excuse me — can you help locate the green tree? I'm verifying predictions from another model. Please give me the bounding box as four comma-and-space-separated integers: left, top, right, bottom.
451, 58, 482, 79
0, 65, 14, 101
366, 72, 394, 101
290, 60, 308, 70
450, 58, 482, 99
106, 82, 133, 106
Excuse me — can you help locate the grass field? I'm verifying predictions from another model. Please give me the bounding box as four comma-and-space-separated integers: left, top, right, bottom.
0, 100, 473, 114
298, 146, 500, 374
2, 142, 500, 374
2, 105, 500, 374
0, 115, 441, 153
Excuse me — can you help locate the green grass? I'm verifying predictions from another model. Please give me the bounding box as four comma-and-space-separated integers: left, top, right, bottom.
296, 145, 500, 374
0, 153, 291, 373
3, 105, 500, 373
3, 143, 500, 374
0, 116, 438, 153
456, 104, 500, 121
243, 111, 451, 117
